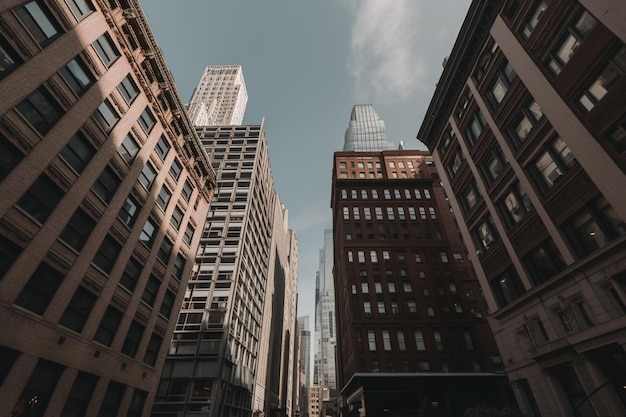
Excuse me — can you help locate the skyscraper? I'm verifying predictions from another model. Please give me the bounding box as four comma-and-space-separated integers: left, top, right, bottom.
417, 0, 626, 415
343, 104, 395, 152
298, 316, 312, 387
330, 150, 513, 416
0, 1, 215, 416
186, 65, 248, 126
152, 122, 299, 417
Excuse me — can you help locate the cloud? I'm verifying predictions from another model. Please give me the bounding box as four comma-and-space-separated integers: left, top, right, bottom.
345, 0, 426, 103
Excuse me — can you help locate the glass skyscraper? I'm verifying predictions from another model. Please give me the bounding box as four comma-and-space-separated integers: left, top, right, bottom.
343, 104, 395, 151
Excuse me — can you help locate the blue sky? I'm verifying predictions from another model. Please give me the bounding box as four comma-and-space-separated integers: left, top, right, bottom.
140, 0, 472, 327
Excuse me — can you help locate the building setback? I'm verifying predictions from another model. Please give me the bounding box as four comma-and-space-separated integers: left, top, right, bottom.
417, 0, 626, 416
0, 1, 215, 416
330, 150, 513, 417
151, 122, 298, 417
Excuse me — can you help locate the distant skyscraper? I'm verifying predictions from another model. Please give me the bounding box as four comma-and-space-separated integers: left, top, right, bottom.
152, 122, 298, 417
343, 104, 395, 151
187, 65, 248, 126
0, 1, 215, 416
298, 316, 311, 387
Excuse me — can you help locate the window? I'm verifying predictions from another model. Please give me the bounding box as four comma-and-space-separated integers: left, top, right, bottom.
181, 179, 193, 202
97, 382, 126, 417
523, 239, 566, 286
60, 132, 95, 173
447, 150, 463, 178
363, 301, 372, 316
368, 330, 376, 351
473, 217, 498, 251
138, 107, 155, 134
15, 87, 63, 135
59, 287, 96, 332
160, 290, 175, 318
578, 46, 626, 111
361, 282, 369, 294
532, 136, 575, 190
120, 257, 142, 292
93, 235, 121, 273
414, 330, 426, 351
14, 1, 61, 46
60, 208, 95, 251
138, 162, 156, 189
94, 306, 123, 346
508, 100, 543, 146
183, 223, 195, 246
546, 11, 597, 75
353, 207, 360, 220
169, 158, 182, 181
154, 135, 170, 160
564, 196, 626, 257
173, 254, 186, 279
0, 36, 22, 80
407, 301, 417, 313
92, 33, 119, 67
1, 134, 24, 180
357, 251, 365, 263
16, 174, 63, 223
117, 133, 139, 164
455, 88, 472, 119
487, 60, 517, 106
0, 235, 22, 279
92, 166, 120, 203
382, 329, 391, 351
60, 372, 98, 417
118, 195, 140, 227
141, 275, 161, 307
14, 262, 63, 315
170, 206, 184, 230
59, 56, 95, 96
460, 180, 480, 213
498, 182, 532, 227
93, 100, 119, 132
465, 110, 487, 146
122, 321, 145, 358
157, 237, 173, 264
522, 0, 549, 39
397, 329, 406, 350
156, 186, 171, 210
139, 218, 157, 248
10, 359, 64, 417
143, 334, 162, 366
118, 74, 139, 104
66, 0, 94, 20
490, 268, 525, 307
433, 330, 444, 350
481, 146, 507, 183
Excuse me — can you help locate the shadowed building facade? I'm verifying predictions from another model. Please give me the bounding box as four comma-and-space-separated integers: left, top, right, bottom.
0, 1, 215, 416
417, 0, 626, 415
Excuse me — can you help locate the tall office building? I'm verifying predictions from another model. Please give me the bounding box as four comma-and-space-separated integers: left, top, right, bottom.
330, 150, 513, 416
298, 316, 312, 387
0, 1, 215, 416
417, 0, 626, 415
314, 228, 338, 408
152, 122, 299, 417
343, 104, 396, 152
186, 65, 248, 126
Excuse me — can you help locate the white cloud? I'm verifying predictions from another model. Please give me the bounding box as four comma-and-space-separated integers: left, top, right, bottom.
345, 0, 427, 103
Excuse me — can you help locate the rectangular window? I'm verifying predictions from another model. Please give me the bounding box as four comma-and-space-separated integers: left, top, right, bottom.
15, 1, 61, 46
473, 217, 498, 251
466, 110, 487, 145
60, 371, 98, 417
121, 320, 145, 358
139, 218, 157, 248
183, 223, 195, 246
14, 262, 63, 315
160, 290, 175, 318
487, 60, 517, 106
92, 166, 120, 203
509, 100, 543, 146
15, 87, 63, 135
169, 158, 182, 181
65, 0, 95, 20
118, 74, 139, 104
368, 329, 376, 351
143, 334, 162, 367
60, 208, 95, 251
138, 162, 156, 189
93, 235, 121, 273
382, 329, 391, 351
120, 257, 143, 292
118, 195, 140, 227
97, 382, 126, 417
156, 185, 171, 210
117, 133, 139, 165
489, 268, 525, 307
141, 274, 161, 307
94, 306, 123, 346
59, 286, 96, 333
59, 56, 95, 96
92, 33, 119, 67
93, 100, 119, 133
157, 237, 173, 264
578, 46, 626, 111
170, 206, 184, 230
433, 330, 444, 350
173, 254, 185, 280
524, 239, 566, 285
481, 146, 507, 183
127, 390, 147, 417
522, 0, 549, 39
138, 107, 155, 134
60, 132, 95, 173
11, 359, 64, 417
498, 182, 532, 227
532, 136, 575, 190
0, 36, 23, 80
154, 135, 170, 160
181, 179, 193, 202
547, 11, 597, 75
414, 330, 426, 351
16, 174, 63, 223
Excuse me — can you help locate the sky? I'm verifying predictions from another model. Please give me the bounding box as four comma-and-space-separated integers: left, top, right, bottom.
140, 0, 472, 330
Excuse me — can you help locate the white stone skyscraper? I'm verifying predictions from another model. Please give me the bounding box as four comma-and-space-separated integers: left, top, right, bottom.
343, 104, 395, 151
187, 65, 248, 126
